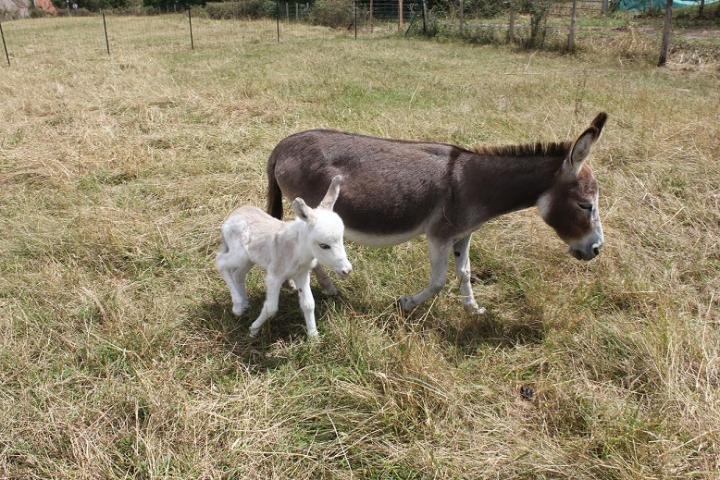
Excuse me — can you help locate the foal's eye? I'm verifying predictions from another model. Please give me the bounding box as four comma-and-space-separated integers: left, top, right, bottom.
318, 243, 331, 250
578, 203, 593, 211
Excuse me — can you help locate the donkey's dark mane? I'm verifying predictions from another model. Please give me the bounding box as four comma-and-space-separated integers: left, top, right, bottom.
470, 141, 572, 158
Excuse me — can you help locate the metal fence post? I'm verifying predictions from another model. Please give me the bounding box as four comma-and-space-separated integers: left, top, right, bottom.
102, 11, 110, 56
0, 21, 9, 66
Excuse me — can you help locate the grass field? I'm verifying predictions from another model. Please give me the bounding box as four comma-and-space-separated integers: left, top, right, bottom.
1, 14, 719, 479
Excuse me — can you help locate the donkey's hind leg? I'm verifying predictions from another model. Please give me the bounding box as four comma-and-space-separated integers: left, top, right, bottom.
399, 237, 451, 312
314, 265, 338, 296
453, 235, 485, 315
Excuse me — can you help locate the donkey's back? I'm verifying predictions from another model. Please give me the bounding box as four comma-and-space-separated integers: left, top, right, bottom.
267, 129, 460, 241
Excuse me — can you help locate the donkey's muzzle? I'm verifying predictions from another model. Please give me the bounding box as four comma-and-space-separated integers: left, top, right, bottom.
569, 241, 602, 261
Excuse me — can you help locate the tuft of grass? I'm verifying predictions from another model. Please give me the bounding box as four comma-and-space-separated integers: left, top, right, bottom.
0, 14, 719, 479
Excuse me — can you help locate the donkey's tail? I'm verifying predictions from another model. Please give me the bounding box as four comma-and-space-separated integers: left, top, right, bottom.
266, 150, 283, 219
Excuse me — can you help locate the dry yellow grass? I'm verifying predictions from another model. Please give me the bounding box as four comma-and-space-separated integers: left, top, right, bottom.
1, 14, 719, 479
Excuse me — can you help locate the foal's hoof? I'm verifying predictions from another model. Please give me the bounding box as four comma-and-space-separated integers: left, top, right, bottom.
398, 295, 417, 313
232, 304, 246, 316
306, 329, 320, 339
464, 303, 487, 316
249, 326, 260, 338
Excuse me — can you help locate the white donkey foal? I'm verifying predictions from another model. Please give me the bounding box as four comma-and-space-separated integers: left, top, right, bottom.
216, 176, 351, 338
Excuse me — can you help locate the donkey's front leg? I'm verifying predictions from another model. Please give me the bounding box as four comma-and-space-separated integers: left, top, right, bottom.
313, 265, 338, 296
399, 238, 451, 312
453, 235, 485, 315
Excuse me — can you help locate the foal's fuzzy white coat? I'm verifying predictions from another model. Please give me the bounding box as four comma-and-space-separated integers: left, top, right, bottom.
216, 176, 350, 338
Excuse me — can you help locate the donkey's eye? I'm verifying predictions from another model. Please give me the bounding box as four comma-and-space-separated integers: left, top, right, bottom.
578, 203, 593, 211
318, 243, 331, 250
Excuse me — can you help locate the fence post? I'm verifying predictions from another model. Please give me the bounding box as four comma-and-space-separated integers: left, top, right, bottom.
421, 0, 427, 34
285, 2, 289, 22
568, 0, 577, 51
0, 21, 9, 67
508, 1, 515, 43
102, 11, 110, 56
602, 0, 609, 13
353, 0, 358, 38
369, 0, 374, 33
658, 0, 672, 66
276, 0, 281, 42
459, 0, 464, 35
295, 2, 298, 21
399, 0, 404, 31
188, 7, 194, 50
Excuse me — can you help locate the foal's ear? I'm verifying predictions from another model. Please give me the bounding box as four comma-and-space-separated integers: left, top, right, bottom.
319, 175, 343, 211
292, 198, 314, 223
565, 112, 607, 175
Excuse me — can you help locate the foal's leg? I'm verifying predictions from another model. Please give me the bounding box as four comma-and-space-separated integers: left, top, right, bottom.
249, 275, 283, 337
453, 235, 485, 315
216, 249, 251, 316
313, 265, 338, 296
399, 237, 452, 312
294, 270, 318, 337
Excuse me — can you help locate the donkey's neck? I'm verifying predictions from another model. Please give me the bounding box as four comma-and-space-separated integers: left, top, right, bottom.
457, 147, 569, 221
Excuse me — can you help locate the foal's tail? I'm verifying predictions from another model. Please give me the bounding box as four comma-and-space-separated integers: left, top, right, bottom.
266, 150, 283, 219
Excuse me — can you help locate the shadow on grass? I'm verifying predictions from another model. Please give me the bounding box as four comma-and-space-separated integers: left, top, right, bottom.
441, 309, 546, 354
187, 287, 337, 371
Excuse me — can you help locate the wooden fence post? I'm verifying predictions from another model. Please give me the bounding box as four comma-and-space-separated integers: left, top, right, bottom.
188, 7, 194, 50
276, 0, 281, 42
369, 0, 374, 33
459, 0, 464, 35
0, 21, 9, 66
102, 11, 110, 56
658, 0, 673, 66
399, 0, 404, 31
568, 0, 577, 51
508, 3, 515, 43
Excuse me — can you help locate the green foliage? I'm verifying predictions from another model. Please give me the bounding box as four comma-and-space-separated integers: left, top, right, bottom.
310, 0, 353, 27
205, 0, 275, 19
142, 0, 205, 12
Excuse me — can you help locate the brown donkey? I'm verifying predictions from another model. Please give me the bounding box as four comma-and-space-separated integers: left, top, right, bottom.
266, 113, 607, 313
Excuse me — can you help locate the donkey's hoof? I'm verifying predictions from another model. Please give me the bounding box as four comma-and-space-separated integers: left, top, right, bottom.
306, 329, 320, 339
286, 279, 297, 291
232, 304, 246, 316
398, 295, 417, 312
321, 285, 339, 296
249, 326, 260, 338
464, 303, 487, 316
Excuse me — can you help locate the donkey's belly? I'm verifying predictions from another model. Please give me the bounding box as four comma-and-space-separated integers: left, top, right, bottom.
344, 223, 426, 247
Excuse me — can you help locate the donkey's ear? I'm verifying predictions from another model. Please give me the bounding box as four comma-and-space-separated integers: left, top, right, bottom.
292, 198, 315, 223
590, 112, 608, 138
566, 127, 598, 175
319, 175, 343, 210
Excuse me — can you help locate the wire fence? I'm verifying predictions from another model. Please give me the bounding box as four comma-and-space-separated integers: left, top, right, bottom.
0, 0, 661, 67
